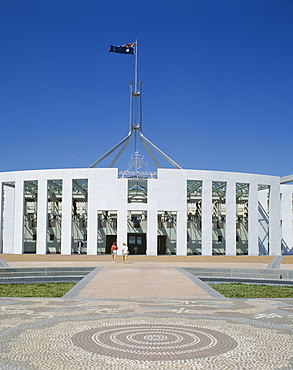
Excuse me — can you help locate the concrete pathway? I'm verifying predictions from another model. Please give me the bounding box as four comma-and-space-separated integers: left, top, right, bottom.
0, 258, 9, 267
70, 263, 223, 299
267, 255, 283, 269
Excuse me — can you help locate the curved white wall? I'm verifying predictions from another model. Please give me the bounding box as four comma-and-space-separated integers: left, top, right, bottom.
0, 167, 288, 255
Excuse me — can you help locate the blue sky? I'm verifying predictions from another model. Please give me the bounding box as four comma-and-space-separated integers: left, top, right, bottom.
0, 0, 292, 176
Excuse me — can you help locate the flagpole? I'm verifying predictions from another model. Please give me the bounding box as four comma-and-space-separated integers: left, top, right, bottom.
134, 39, 138, 93
140, 81, 143, 133
133, 39, 139, 154
129, 82, 133, 133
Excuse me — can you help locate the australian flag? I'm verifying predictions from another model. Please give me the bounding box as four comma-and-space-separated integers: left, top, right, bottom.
109, 43, 135, 55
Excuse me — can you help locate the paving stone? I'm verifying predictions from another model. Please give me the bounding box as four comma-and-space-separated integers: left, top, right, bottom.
0, 298, 292, 369
0, 255, 292, 369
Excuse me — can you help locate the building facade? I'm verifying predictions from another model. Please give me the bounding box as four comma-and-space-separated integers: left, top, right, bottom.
1, 167, 292, 255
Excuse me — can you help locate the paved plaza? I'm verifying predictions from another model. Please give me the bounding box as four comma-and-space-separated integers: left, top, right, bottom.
0, 255, 292, 369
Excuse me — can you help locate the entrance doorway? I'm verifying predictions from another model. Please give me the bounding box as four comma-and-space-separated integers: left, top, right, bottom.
157, 235, 166, 255
106, 235, 117, 254
128, 234, 146, 254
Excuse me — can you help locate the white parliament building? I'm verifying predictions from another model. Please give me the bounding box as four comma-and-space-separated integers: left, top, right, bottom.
1, 166, 293, 256
1, 43, 293, 256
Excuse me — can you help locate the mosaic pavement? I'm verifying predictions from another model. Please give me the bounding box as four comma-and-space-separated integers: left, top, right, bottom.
0, 298, 292, 369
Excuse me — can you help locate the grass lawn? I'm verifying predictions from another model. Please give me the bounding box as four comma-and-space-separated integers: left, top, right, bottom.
0, 283, 76, 297
210, 283, 293, 298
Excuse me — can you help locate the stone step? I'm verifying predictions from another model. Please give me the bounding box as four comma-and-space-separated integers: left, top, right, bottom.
0, 267, 95, 277
183, 267, 293, 279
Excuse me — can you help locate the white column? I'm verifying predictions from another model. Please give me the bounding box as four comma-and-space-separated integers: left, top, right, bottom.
87, 208, 97, 255
36, 179, 47, 254
280, 189, 293, 253
13, 180, 24, 254
176, 210, 187, 255
202, 180, 212, 255
269, 183, 281, 255
248, 181, 258, 255
61, 178, 72, 255
147, 209, 157, 255
117, 209, 127, 254
2, 185, 15, 253
225, 181, 236, 255
0, 182, 2, 254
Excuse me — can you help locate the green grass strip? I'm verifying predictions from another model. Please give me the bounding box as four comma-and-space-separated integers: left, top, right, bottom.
210, 283, 293, 298
0, 283, 76, 297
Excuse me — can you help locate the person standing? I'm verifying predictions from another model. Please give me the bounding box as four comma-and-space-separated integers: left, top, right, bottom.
111, 242, 118, 262
121, 243, 129, 264
77, 240, 83, 255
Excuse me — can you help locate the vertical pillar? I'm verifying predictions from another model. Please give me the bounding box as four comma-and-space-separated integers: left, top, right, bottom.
61, 178, 72, 255
147, 209, 157, 255
87, 208, 97, 255
117, 209, 127, 254
202, 180, 212, 255
36, 179, 47, 254
269, 183, 281, 255
225, 181, 236, 255
280, 189, 293, 253
2, 185, 15, 253
176, 210, 186, 255
248, 181, 258, 255
0, 182, 2, 254
258, 188, 269, 254
13, 180, 24, 254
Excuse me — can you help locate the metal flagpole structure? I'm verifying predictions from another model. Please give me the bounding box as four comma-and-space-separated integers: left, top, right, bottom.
89, 40, 182, 171
134, 39, 138, 94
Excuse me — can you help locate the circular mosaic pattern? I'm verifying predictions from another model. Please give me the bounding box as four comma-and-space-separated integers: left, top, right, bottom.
72, 323, 238, 360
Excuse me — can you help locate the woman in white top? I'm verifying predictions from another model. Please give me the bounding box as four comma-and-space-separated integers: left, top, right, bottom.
121, 243, 129, 264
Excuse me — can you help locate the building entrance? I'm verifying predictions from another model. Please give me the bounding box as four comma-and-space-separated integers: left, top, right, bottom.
106, 235, 117, 254
127, 234, 146, 254
157, 235, 166, 255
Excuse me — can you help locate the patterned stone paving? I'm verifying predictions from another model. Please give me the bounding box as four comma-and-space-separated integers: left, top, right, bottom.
0, 298, 292, 369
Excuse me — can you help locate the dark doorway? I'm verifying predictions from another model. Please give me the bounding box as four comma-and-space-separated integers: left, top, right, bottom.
128, 234, 146, 254
106, 235, 117, 254
157, 235, 166, 255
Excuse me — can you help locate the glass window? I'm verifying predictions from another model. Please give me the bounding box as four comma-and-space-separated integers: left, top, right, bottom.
236, 183, 249, 255
128, 179, 147, 203
212, 181, 227, 255
186, 180, 202, 255
24, 181, 38, 254
72, 179, 88, 254
47, 180, 62, 254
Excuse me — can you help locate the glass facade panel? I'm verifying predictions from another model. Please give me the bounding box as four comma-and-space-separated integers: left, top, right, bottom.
71, 179, 88, 254
97, 210, 117, 254
187, 180, 202, 255
236, 183, 249, 255
128, 179, 147, 203
1, 182, 15, 253
212, 181, 227, 255
157, 211, 177, 254
24, 181, 38, 253
127, 210, 147, 254
47, 180, 62, 254
258, 184, 270, 255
